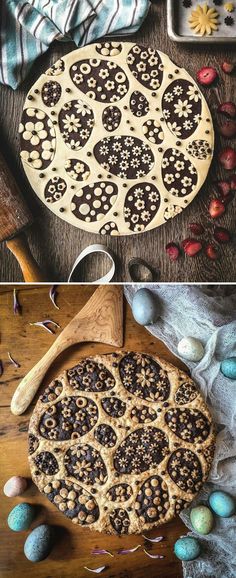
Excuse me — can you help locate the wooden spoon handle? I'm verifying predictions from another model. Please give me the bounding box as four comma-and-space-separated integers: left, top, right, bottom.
11, 339, 68, 415
6, 234, 45, 282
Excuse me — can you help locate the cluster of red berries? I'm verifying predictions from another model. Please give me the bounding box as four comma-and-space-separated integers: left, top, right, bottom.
166, 60, 235, 263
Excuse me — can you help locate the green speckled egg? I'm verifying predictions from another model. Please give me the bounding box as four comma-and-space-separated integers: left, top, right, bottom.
24, 524, 55, 562
190, 505, 214, 535
8, 503, 35, 532
174, 536, 201, 561
209, 490, 236, 517
220, 357, 236, 380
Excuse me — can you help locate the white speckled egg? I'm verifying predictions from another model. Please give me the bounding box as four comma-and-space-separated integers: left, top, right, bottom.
190, 505, 214, 535
4, 476, 28, 497
177, 336, 204, 362
132, 288, 159, 326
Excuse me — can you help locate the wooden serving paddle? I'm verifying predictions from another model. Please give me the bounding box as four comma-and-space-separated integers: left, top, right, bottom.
11, 285, 124, 416
0, 150, 44, 282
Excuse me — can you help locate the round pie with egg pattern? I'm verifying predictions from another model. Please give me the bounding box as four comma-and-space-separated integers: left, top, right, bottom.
28, 351, 215, 534
20, 42, 214, 236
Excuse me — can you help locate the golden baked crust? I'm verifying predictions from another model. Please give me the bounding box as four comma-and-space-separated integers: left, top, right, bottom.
28, 351, 215, 534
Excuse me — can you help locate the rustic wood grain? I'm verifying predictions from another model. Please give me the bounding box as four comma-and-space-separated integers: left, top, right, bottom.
1, 0, 235, 281
11, 285, 124, 415
0, 285, 187, 578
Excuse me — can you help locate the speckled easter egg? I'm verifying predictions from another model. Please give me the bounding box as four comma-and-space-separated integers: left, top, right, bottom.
177, 337, 204, 362
220, 357, 236, 380
132, 288, 159, 326
209, 491, 236, 518
174, 536, 201, 561
190, 505, 214, 535
4, 476, 28, 497
8, 503, 35, 532
24, 524, 55, 562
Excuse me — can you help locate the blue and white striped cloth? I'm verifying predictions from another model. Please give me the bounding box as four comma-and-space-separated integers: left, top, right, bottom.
0, 0, 150, 89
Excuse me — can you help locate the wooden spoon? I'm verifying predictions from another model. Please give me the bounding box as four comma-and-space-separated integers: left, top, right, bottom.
11, 285, 123, 416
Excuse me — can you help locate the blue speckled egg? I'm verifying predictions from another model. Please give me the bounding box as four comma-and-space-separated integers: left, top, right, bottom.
8, 503, 35, 532
24, 524, 55, 562
174, 537, 201, 561
209, 490, 236, 517
132, 288, 159, 326
220, 357, 236, 380
190, 505, 214, 535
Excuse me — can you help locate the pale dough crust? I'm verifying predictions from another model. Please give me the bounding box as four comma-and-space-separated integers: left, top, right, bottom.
19, 42, 214, 236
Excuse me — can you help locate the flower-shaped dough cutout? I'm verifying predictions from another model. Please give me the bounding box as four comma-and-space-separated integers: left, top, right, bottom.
188, 4, 220, 36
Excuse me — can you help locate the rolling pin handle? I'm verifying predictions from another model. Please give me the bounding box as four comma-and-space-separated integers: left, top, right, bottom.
6, 233, 45, 282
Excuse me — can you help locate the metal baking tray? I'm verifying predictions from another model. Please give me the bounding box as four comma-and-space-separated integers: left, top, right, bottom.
167, 0, 236, 43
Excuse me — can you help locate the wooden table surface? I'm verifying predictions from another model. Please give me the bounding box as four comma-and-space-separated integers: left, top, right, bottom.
0, 284, 189, 578
0, 0, 236, 282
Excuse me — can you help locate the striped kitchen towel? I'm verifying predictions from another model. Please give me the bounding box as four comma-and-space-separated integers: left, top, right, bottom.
0, 0, 150, 89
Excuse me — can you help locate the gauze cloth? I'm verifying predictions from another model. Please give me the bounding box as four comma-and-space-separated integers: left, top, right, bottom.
125, 284, 236, 578
0, 0, 150, 89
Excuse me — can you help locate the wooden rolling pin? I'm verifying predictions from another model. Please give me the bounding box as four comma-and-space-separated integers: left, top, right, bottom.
0, 150, 44, 282
11, 285, 124, 415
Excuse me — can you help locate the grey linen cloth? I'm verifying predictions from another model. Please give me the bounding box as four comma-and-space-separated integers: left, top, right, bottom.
125, 284, 236, 578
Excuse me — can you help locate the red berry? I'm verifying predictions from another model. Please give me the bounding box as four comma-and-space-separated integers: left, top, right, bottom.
197, 66, 218, 86
165, 242, 180, 261
221, 61, 235, 74
214, 227, 231, 243
188, 222, 205, 235
217, 180, 231, 197
182, 238, 203, 257
218, 120, 236, 138
205, 243, 218, 260
209, 199, 225, 218
218, 102, 236, 119
219, 148, 236, 170
230, 175, 236, 190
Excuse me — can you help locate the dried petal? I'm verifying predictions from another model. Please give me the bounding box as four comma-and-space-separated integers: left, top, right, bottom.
118, 545, 141, 555
29, 319, 60, 334
143, 549, 164, 559
0, 360, 3, 376
142, 535, 164, 543
13, 289, 21, 315
84, 567, 106, 573
8, 352, 20, 368
49, 285, 59, 310
91, 550, 113, 558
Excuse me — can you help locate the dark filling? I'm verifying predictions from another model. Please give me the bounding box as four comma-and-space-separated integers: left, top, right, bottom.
165, 408, 210, 443
101, 396, 126, 418
44, 478, 99, 525
135, 475, 169, 523
34, 451, 59, 475
106, 483, 132, 502
39, 395, 98, 441
110, 508, 130, 534
119, 352, 170, 401
64, 444, 107, 486
94, 424, 117, 447
114, 427, 169, 474
67, 359, 115, 392
167, 448, 202, 493
175, 382, 198, 405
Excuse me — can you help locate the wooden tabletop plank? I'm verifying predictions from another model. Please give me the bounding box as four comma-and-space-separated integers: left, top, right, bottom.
0, 285, 186, 577
0, 1, 235, 282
